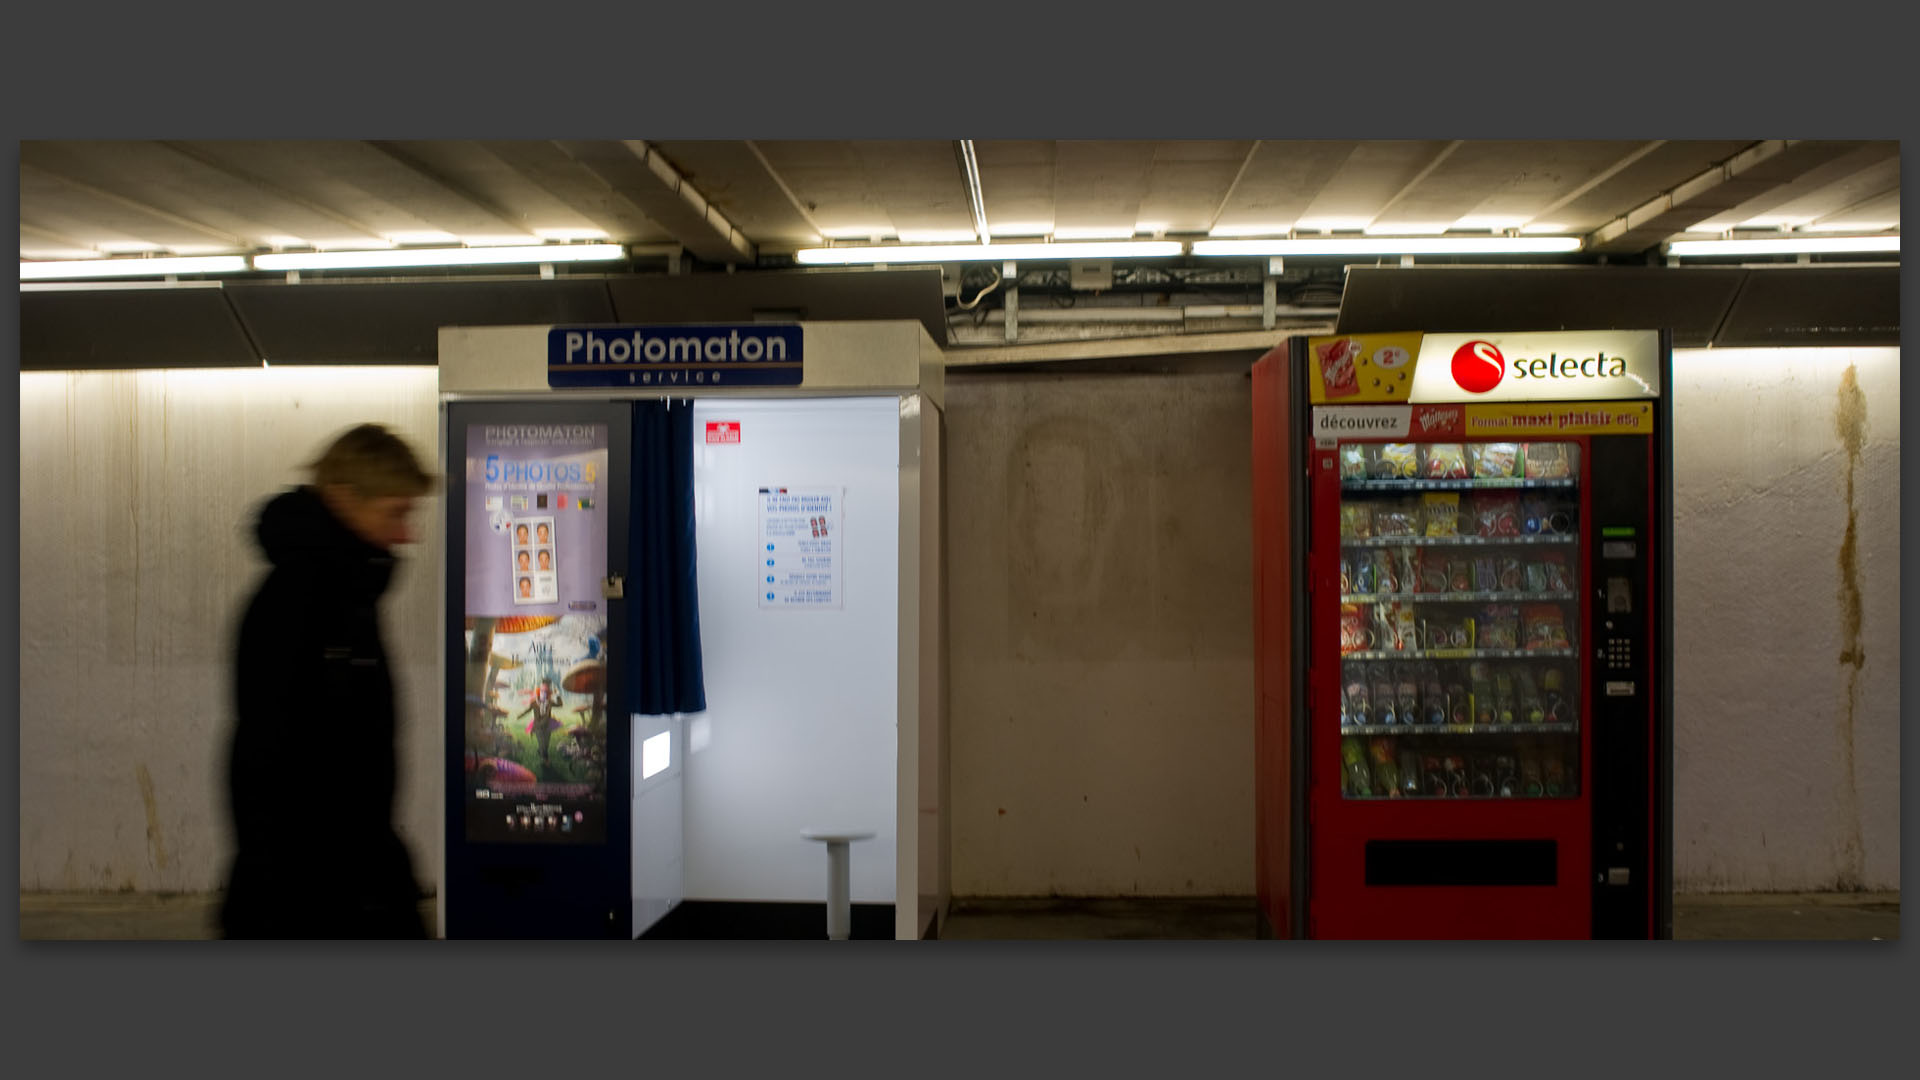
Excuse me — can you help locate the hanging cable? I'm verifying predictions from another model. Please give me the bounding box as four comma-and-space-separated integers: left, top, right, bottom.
952, 265, 1003, 310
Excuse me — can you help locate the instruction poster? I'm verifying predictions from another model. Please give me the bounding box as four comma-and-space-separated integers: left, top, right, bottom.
757, 486, 843, 609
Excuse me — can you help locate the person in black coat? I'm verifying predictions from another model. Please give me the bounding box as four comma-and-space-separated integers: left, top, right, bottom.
220, 424, 434, 939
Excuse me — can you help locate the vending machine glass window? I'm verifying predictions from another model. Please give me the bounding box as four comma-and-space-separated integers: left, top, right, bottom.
1334, 439, 1582, 803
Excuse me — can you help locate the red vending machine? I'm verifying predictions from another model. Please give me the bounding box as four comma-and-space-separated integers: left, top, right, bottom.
1253, 330, 1673, 939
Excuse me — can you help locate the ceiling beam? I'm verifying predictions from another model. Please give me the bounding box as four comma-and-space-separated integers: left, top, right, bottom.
1586, 140, 1870, 254
1366, 141, 1464, 226
555, 140, 756, 264
743, 140, 828, 239
1207, 140, 1263, 233
20, 221, 102, 250
1807, 185, 1901, 228
20, 163, 247, 248
364, 141, 546, 240
156, 141, 394, 245
1525, 140, 1667, 223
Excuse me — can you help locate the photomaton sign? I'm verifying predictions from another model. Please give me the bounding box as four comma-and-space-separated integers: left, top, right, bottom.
548, 324, 804, 388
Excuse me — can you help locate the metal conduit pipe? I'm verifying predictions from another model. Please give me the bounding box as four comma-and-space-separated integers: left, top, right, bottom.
962, 305, 1340, 323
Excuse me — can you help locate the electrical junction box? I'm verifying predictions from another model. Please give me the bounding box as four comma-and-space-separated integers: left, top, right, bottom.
1070, 260, 1114, 291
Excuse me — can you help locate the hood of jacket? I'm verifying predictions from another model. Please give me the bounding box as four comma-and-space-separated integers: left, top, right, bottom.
254, 486, 397, 598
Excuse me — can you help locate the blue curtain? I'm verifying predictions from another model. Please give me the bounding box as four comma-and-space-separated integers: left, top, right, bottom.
628, 400, 707, 714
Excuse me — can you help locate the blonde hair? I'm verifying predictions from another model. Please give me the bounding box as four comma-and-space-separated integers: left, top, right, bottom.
309, 424, 433, 499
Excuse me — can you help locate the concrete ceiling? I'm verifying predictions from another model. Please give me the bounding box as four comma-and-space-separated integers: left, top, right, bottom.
18, 140, 1900, 265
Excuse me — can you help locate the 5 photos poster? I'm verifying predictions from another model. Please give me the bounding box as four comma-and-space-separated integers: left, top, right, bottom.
463, 423, 609, 844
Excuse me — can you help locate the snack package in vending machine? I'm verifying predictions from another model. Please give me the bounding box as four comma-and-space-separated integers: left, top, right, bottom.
1470, 442, 1521, 479
1525, 605, 1572, 651
1343, 662, 1372, 726
1516, 669, 1546, 724
1398, 750, 1423, 797
1341, 604, 1373, 654
1519, 742, 1545, 796
1369, 737, 1400, 796
1470, 755, 1496, 797
1523, 442, 1573, 479
1542, 667, 1572, 724
1470, 663, 1496, 725
1495, 755, 1519, 797
1494, 668, 1518, 724
1543, 750, 1568, 797
1446, 555, 1473, 593
1415, 549, 1450, 594
1341, 504, 1374, 538
1371, 549, 1401, 594
1474, 493, 1523, 538
1479, 605, 1521, 651
1423, 443, 1469, 479
1419, 662, 1447, 725
1373, 443, 1419, 479
1422, 493, 1461, 537
1342, 736, 1374, 794
1372, 663, 1399, 726
1374, 500, 1422, 537
1394, 664, 1420, 727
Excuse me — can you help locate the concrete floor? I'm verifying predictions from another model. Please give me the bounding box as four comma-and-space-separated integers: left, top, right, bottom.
16, 890, 1899, 940
940, 893, 1902, 941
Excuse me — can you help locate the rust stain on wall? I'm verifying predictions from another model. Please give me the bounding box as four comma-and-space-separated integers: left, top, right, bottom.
136, 763, 169, 872
1831, 364, 1866, 889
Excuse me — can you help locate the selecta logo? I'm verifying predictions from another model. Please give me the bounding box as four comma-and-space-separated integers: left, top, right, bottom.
1451, 341, 1506, 394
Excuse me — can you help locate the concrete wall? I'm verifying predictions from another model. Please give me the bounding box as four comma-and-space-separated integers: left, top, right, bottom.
945, 371, 1258, 896
18, 368, 443, 893
942, 348, 1900, 899
17, 345, 1901, 901
1669, 347, 1900, 893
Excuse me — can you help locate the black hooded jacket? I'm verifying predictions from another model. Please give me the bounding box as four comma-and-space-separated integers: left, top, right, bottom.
221, 486, 424, 938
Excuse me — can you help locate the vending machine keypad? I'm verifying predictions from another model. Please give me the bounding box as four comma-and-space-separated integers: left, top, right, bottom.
1605, 638, 1632, 670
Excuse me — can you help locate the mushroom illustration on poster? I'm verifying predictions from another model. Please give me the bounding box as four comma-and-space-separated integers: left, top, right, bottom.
462, 422, 610, 845
757, 486, 843, 610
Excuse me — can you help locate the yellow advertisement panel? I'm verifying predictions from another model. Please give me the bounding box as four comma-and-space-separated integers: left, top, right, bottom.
1305, 332, 1427, 404
1464, 401, 1654, 436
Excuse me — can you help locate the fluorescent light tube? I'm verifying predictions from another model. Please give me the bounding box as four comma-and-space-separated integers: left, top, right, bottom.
1666, 235, 1899, 257
795, 240, 1184, 264
1191, 236, 1584, 256
1208, 223, 1296, 237
1364, 223, 1450, 235
897, 229, 983, 243
253, 244, 627, 271
1452, 216, 1530, 231
20, 255, 252, 280
1051, 226, 1138, 240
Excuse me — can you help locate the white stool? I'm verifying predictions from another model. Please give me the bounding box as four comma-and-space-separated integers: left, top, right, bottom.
800, 829, 876, 940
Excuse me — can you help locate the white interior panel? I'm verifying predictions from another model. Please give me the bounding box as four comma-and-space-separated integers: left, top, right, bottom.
686, 397, 901, 903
